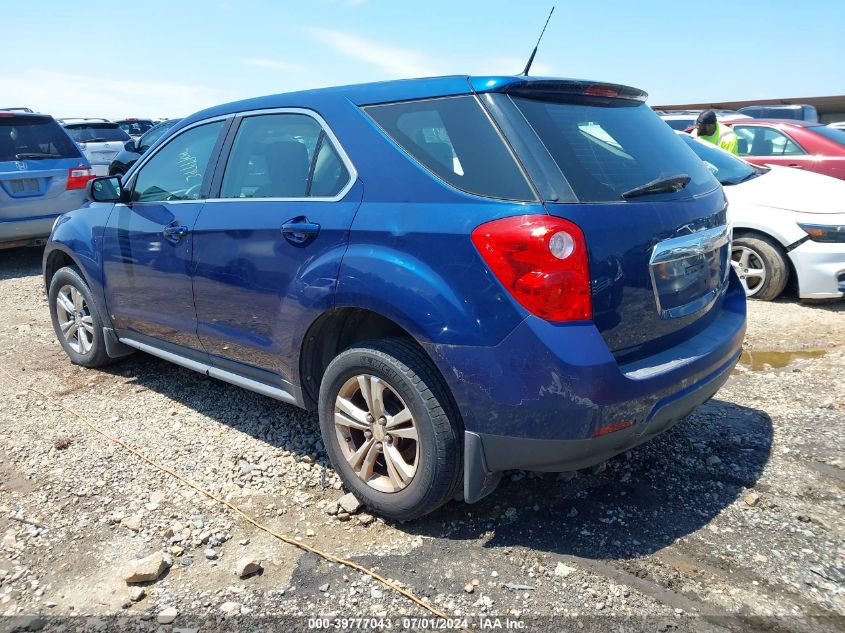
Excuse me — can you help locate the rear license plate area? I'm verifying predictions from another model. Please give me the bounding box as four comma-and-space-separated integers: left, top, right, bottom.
649, 226, 730, 319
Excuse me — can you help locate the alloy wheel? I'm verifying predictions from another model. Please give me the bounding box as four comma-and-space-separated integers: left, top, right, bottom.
55, 285, 94, 354
333, 374, 420, 493
731, 246, 767, 296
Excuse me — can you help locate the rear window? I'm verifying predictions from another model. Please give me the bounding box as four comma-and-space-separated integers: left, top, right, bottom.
365, 96, 535, 201
510, 96, 718, 203
64, 123, 130, 143
117, 120, 154, 136
810, 125, 845, 148
0, 116, 81, 161
662, 118, 696, 131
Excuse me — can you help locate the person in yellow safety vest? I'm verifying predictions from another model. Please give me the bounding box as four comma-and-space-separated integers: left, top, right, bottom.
692, 110, 738, 155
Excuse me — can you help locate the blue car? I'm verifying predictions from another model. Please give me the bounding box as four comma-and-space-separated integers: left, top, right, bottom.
1, 111, 94, 248
43, 75, 746, 519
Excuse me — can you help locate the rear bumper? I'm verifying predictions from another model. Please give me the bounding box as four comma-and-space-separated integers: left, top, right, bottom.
425, 271, 746, 502
790, 239, 845, 299
0, 215, 57, 245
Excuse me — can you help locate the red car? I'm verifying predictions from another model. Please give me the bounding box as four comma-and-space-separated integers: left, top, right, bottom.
721, 119, 845, 181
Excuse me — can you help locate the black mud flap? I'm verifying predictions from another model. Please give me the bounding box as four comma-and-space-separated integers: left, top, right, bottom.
464, 431, 502, 504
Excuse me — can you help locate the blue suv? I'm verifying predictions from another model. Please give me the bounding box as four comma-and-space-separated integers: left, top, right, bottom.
43, 76, 746, 519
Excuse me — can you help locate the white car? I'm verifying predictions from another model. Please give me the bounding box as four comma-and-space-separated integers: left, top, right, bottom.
680, 133, 845, 301
59, 118, 132, 176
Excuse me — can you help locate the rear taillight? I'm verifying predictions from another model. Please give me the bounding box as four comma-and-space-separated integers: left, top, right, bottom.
471, 215, 592, 322
583, 85, 620, 98
66, 168, 94, 190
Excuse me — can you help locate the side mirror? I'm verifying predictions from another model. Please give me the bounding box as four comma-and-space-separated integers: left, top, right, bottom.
124, 139, 137, 152
87, 176, 124, 203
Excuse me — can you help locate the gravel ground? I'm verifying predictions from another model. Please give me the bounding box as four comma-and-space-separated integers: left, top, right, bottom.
0, 246, 843, 633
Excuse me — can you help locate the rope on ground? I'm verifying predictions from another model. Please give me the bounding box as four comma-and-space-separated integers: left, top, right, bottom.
0, 366, 460, 624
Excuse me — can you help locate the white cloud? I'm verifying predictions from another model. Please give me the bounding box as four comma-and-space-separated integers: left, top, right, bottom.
3, 70, 235, 120
309, 27, 439, 78
243, 57, 304, 72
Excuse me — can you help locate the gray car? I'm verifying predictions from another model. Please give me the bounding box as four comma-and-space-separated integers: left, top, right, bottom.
0, 111, 93, 248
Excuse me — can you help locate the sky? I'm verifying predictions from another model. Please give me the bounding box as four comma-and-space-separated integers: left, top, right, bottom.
2, 0, 843, 119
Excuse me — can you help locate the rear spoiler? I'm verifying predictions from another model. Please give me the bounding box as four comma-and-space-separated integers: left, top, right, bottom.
469, 77, 648, 102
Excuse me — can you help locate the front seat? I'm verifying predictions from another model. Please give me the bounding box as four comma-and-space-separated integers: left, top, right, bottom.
255, 141, 310, 198
752, 137, 773, 156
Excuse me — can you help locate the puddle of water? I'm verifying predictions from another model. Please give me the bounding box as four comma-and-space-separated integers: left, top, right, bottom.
734, 349, 825, 373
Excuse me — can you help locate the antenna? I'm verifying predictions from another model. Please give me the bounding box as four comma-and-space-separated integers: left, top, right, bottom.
521, 6, 555, 76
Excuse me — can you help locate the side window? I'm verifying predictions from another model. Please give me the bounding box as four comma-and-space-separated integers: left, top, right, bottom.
220, 113, 350, 199
735, 126, 804, 157
365, 96, 535, 201
132, 121, 224, 202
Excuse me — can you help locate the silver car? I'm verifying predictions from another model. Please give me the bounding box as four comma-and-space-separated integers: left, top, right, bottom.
59, 118, 132, 176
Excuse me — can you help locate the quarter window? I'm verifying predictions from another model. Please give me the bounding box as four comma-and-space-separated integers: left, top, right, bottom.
365, 96, 535, 201
132, 121, 224, 202
734, 126, 804, 157
220, 113, 350, 199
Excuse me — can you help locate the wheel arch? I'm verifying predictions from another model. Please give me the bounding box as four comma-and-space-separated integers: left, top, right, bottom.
732, 228, 797, 296
298, 307, 460, 419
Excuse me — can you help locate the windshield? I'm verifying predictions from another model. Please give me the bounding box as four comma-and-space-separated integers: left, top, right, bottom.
64, 123, 130, 143
117, 120, 154, 136
510, 96, 718, 202
0, 116, 81, 161
139, 119, 180, 150
810, 125, 845, 148
679, 134, 760, 185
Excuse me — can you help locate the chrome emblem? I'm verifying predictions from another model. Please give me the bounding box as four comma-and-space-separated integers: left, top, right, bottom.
15, 161, 27, 171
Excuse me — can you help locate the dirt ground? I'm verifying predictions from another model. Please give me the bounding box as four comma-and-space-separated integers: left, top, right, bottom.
0, 245, 843, 633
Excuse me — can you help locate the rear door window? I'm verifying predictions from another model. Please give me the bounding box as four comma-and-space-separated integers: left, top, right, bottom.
0, 116, 81, 161
220, 113, 350, 199
64, 123, 130, 143
509, 95, 717, 202
365, 96, 535, 201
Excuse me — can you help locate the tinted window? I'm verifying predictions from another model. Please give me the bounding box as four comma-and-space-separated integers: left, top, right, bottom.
809, 125, 845, 148
679, 134, 759, 186
0, 116, 81, 161
64, 123, 130, 143
139, 119, 180, 152
132, 121, 224, 202
118, 120, 154, 136
221, 113, 348, 199
365, 96, 534, 201
733, 126, 805, 156
511, 96, 717, 202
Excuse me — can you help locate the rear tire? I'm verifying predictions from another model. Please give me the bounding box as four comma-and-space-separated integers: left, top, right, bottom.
48, 266, 113, 368
318, 339, 462, 521
731, 235, 788, 301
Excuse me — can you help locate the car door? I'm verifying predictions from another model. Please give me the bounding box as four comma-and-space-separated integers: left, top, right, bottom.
733, 124, 815, 171
191, 110, 361, 390
101, 118, 228, 353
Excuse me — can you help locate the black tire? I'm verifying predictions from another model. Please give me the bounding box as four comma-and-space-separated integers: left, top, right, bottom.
48, 266, 113, 368
731, 235, 788, 301
318, 339, 462, 521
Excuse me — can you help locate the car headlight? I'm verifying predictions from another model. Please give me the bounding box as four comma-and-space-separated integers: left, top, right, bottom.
798, 223, 845, 243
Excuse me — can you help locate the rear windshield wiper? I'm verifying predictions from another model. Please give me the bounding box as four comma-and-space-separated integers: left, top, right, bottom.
15, 152, 62, 159
621, 174, 691, 199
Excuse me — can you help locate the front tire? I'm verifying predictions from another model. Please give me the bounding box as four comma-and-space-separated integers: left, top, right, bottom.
48, 266, 112, 367
731, 235, 788, 301
318, 339, 462, 520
